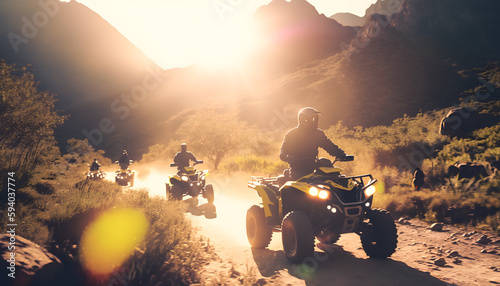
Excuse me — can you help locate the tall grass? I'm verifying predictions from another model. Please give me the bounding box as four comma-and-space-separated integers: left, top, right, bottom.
0, 168, 209, 285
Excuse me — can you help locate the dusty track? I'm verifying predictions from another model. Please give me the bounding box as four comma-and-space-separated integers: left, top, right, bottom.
188, 174, 500, 286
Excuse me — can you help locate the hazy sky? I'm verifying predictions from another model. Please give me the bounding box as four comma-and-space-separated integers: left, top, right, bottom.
63, 0, 377, 69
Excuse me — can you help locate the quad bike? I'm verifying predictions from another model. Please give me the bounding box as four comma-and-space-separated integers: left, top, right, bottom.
86, 169, 106, 180
166, 160, 215, 206
114, 160, 134, 187
246, 156, 398, 263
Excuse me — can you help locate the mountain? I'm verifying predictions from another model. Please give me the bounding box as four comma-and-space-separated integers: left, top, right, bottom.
0, 0, 162, 158
2, 0, 500, 159
329, 13, 364, 27
330, 0, 404, 27
243, 0, 500, 127
391, 0, 500, 65
252, 0, 357, 73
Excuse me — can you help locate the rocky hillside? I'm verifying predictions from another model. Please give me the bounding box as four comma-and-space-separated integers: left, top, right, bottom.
330, 0, 404, 27
1, 0, 500, 158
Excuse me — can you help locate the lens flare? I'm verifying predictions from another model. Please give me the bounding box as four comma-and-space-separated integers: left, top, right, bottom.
80, 208, 148, 275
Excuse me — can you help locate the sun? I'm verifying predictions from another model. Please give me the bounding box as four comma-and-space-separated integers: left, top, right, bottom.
196, 23, 258, 70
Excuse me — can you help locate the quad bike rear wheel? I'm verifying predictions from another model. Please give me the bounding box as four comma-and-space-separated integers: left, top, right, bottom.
204, 184, 215, 204
282, 211, 314, 263
246, 205, 272, 249
360, 208, 398, 259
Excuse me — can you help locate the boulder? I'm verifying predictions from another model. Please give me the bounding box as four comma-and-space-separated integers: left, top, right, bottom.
448, 162, 488, 179
439, 107, 479, 137
430, 223, 444, 231
0, 234, 61, 285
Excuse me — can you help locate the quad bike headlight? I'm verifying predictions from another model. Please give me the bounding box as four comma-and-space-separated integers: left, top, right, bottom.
364, 185, 377, 197
309, 187, 319, 196
181, 176, 189, 181
309, 187, 329, 200
318, 190, 329, 200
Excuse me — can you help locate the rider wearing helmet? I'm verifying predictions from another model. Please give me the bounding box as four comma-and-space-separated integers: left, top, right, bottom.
280, 107, 347, 180
90, 158, 101, 171
173, 143, 198, 172
118, 150, 130, 170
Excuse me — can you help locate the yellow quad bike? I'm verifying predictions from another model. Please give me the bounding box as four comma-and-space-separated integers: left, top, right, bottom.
166, 160, 214, 205
114, 160, 134, 187
246, 156, 398, 263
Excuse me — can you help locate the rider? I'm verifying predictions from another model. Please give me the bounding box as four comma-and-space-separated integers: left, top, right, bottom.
173, 143, 198, 173
118, 150, 130, 170
280, 107, 347, 180
90, 158, 101, 171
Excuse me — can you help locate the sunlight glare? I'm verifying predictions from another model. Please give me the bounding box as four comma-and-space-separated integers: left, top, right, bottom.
196, 23, 258, 70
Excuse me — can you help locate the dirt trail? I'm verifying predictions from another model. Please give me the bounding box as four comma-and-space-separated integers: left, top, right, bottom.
187, 174, 500, 286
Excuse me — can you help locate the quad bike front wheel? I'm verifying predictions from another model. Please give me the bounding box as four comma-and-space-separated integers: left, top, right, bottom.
360, 208, 398, 259
169, 184, 183, 201
204, 184, 215, 204
246, 205, 272, 249
282, 211, 314, 264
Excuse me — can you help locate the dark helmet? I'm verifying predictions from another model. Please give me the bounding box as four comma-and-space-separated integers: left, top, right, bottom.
93, 158, 98, 162
298, 107, 321, 129
181, 143, 187, 152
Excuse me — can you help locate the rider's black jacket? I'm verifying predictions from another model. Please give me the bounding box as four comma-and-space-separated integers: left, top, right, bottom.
280, 125, 346, 179
173, 151, 197, 169
118, 154, 130, 168
90, 162, 100, 171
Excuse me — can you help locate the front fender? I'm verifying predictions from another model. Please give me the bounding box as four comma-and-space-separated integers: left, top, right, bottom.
169, 175, 182, 185
250, 185, 280, 226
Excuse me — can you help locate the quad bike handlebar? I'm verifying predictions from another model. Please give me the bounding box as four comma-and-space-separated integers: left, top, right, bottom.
170, 160, 204, 168
332, 155, 354, 164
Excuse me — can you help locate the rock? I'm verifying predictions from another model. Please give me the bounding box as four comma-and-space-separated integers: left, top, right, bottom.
434, 258, 446, 267
398, 218, 410, 225
481, 249, 488, 253
476, 235, 492, 245
452, 257, 462, 264
0, 235, 64, 285
463, 231, 475, 237
256, 278, 268, 285
430, 223, 444, 231
447, 250, 460, 257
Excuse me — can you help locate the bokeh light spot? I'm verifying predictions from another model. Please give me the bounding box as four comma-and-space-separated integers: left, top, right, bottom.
80, 208, 148, 275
